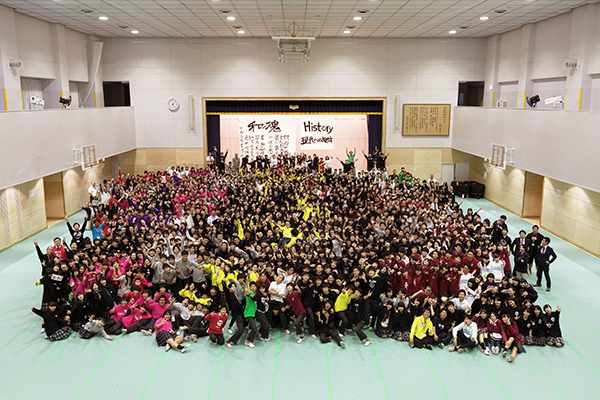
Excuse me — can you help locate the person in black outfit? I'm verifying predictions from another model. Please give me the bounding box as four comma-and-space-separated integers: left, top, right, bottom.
362, 150, 375, 171
224, 283, 245, 348
534, 237, 557, 292
511, 230, 532, 255
31, 302, 72, 341
526, 225, 544, 274
66, 215, 88, 248
315, 301, 345, 348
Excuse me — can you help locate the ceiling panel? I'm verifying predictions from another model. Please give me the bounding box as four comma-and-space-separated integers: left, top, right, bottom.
0, 0, 595, 38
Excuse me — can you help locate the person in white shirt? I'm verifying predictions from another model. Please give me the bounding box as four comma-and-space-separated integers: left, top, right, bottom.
458, 265, 473, 291
449, 314, 478, 353
427, 174, 437, 186
88, 181, 99, 204
268, 275, 289, 334
325, 156, 333, 172
451, 290, 471, 314
489, 251, 505, 283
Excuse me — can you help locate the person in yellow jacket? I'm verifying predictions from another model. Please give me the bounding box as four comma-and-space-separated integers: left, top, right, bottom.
334, 287, 353, 336
409, 308, 435, 350
204, 259, 225, 292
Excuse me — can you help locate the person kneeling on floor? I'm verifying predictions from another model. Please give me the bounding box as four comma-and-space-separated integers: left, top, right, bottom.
449, 314, 478, 353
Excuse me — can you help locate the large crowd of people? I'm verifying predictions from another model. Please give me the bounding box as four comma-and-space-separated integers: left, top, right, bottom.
30, 151, 563, 362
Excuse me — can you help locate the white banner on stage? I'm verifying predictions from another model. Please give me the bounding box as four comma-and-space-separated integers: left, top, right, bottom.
299, 118, 335, 150
237, 115, 296, 159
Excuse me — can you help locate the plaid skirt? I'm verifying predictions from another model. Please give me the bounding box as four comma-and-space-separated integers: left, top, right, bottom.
547, 336, 564, 345
78, 327, 95, 339
532, 336, 546, 346
156, 330, 176, 347
514, 342, 527, 354
392, 330, 410, 341
477, 328, 488, 337
520, 334, 534, 346
376, 327, 394, 337
48, 326, 72, 341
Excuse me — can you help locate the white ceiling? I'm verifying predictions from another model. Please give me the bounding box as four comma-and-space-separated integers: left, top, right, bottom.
0, 0, 596, 38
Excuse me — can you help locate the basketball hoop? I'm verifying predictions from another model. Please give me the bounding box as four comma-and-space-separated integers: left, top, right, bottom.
91, 163, 105, 172
483, 162, 496, 179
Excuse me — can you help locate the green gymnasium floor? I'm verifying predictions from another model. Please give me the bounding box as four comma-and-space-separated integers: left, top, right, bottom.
1, 198, 599, 400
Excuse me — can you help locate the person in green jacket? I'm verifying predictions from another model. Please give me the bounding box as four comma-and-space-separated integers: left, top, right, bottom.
243, 281, 259, 348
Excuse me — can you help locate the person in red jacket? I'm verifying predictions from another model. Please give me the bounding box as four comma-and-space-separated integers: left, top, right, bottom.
460, 250, 480, 275
52, 237, 68, 261
448, 264, 461, 295
498, 244, 512, 279
501, 313, 526, 362
285, 283, 307, 343
206, 306, 228, 346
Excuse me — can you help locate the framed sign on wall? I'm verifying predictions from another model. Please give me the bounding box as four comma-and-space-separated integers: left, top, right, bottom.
402, 104, 451, 136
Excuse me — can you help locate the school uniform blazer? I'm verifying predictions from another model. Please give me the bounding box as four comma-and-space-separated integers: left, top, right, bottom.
536, 246, 557, 266
511, 237, 532, 255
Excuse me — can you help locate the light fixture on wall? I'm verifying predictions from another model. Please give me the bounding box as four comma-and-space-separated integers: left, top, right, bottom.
526, 95, 540, 108
545, 95, 563, 108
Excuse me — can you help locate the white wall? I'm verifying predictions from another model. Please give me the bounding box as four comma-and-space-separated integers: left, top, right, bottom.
0, 107, 136, 190
101, 37, 487, 149
65, 28, 88, 82
497, 28, 521, 84
530, 13, 572, 81
452, 107, 600, 193
14, 12, 55, 79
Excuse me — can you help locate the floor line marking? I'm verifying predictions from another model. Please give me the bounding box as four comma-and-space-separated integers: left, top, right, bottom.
425, 348, 449, 400
368, 334, 390, 400
0, 321, 37, 357
477, 352, 511, 399
325, 343, 332, 400
206, 344, 225, 400
73, 335, 122, 399
139, 350, 167, 400
8, 335, 71, 399
525, 353, 567, 399
270, 331, 281, 400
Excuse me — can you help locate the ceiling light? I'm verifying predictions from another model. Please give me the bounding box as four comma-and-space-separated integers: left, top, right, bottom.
344, 30, 352, 34
227, 16, 236, 21
449, 30, 457, 34
479, 16, 489, 21
237, 30, 245, 34
131, 30, 139, 34
99, 16, 108, 21
353, 16, 362, 21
